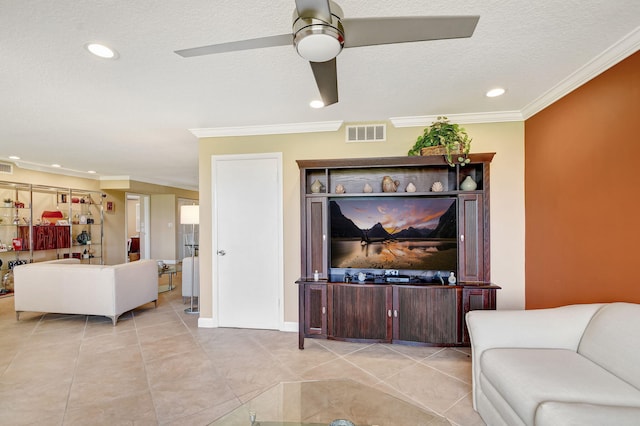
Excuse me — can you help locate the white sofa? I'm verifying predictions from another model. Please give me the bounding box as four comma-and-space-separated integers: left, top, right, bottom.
466, 302, 640, 426
14, 258, 158, 325
181, 256, 199, 300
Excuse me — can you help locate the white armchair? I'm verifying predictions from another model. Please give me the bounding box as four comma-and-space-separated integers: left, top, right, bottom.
181, 256, 199, 301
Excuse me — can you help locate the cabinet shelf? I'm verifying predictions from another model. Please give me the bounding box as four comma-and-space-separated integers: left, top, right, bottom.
301, 154, 490, 196
305, 190, 475, 198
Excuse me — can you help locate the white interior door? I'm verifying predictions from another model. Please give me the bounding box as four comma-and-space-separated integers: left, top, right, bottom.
213, 153, 282, 329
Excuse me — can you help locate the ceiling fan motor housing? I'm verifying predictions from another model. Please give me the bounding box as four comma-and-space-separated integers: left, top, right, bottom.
293, 12, 344, 63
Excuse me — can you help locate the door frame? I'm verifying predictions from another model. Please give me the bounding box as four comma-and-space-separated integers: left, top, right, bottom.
124, 193, 151, 262
211, 152, 284, 329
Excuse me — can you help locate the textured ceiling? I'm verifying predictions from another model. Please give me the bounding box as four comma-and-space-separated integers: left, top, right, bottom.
1, 0, 638, 190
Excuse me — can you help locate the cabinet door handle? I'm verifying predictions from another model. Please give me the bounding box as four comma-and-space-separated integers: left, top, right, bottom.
322, 307, 326, 315
394, 310, 398, 317
388, 309, 392, 317
460, 234, 465, 242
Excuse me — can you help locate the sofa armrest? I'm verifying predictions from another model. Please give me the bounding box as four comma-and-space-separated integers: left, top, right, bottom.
465, 303, 604, 410
113, 259, 158, 319
466, 303, 605, 351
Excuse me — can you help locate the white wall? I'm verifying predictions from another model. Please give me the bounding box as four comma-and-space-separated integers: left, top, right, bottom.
197, 120, 525, 326
150, 194, 176, 262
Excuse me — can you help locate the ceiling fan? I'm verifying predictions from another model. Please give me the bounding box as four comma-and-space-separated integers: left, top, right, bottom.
175, 0, 479, 107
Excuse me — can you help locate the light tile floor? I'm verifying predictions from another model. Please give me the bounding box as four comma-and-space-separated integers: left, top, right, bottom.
0, 273, 485, 426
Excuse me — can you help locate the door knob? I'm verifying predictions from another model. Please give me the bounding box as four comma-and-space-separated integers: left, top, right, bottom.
217, 250, 226, 256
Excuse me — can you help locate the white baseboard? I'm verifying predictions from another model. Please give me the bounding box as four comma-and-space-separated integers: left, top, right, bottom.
281, 321, 298, 332
196, 318, 297, 331
197, 317, 218, 328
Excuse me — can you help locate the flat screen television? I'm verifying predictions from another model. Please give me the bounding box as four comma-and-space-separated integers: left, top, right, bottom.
328, 196, 457, 284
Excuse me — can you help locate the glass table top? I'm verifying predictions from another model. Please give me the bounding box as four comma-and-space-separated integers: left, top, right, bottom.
158, 265, 179, 293
209, 379, 449, 426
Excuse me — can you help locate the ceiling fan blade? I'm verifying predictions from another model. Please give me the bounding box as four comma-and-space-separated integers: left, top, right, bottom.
175, 33, 292, 58
309, 59, 338, 106
295, 0, 332, 21
342, 15, 479, 48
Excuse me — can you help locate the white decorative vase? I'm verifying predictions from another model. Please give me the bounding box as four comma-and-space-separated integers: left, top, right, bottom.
310, 179, 322, 193
460, 176, 477, 191
405, 182, 416, 193
363, 183, 373, 193
431, 181, 444, 192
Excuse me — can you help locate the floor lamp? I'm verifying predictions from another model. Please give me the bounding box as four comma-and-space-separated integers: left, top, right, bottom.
181, 204, 199, 314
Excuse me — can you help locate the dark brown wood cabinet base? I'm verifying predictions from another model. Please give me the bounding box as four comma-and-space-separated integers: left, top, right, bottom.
297, 280, 500, 349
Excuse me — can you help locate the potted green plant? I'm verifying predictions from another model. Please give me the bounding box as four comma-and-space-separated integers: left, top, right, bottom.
3, 198, 13, 207
407, 116, 472, 166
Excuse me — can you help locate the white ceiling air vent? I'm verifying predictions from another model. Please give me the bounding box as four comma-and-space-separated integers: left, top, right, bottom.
0, 162, 13, 174
346, 124, 386, 143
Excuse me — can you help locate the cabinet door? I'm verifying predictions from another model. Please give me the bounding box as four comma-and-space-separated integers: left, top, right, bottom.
462, 287, 497, 344
305, 197, 327, 278
458, 194, 485, 282
393, 286, 461, 344
32, 225, 56, 250
17, 226, 30, 250
329, 284, 392, 343
303, 284, 327, 337
56, 226, 70, 249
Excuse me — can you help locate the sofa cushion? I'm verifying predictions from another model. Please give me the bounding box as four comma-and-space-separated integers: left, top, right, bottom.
481, 348, 640, 425
578, 302, 640, 390
536, 401, 640, 426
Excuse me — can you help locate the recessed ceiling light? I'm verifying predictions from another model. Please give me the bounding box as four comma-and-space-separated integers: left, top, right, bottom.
51, 164, 62, 168
486, 88, 506, 98
85, 43, 118, 59
9, 155, 20, 160
87, 170, 97, 174
310, 100, 325, 109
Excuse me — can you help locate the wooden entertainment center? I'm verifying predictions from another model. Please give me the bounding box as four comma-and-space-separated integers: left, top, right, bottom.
296, 154, 500, 349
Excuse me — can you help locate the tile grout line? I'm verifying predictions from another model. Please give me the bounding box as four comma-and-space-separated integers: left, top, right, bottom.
132, 308, 163, 424
59, 314, 89, 425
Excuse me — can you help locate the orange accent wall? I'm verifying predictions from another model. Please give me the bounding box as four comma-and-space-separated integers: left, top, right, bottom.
524, 51, 640, 309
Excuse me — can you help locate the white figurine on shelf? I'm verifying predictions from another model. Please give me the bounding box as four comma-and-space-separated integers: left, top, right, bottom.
448, 272, 457, 285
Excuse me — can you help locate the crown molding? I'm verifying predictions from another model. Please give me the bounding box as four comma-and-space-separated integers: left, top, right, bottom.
99, 175, 131, 181
390, 111, 523, 128
190, 120, 344, 138
114, 175, 198, 192
11, 160, 100, 180
521, 26, 640, 119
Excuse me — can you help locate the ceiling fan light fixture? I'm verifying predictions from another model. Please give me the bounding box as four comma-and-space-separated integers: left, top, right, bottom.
295, 25, 344, 62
